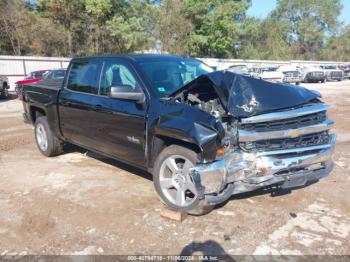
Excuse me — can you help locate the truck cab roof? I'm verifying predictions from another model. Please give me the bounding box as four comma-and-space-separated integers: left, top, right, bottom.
75, 54, 195, 63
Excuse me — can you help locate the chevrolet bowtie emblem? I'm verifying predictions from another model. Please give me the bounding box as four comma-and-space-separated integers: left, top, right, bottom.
290, 130, 302, 138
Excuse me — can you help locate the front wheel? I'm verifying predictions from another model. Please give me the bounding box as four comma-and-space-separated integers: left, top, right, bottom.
153, 145, 214, 215
34, 116, 63, 157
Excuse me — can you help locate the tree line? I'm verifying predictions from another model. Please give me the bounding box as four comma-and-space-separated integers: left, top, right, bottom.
0, 0, 349, 61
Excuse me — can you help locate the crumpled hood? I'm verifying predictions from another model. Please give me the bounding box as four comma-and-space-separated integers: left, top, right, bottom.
172, 71, 321, 118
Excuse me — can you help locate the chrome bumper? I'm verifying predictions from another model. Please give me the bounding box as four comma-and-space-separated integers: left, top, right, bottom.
283, 77, 301, 83
191, 103, 336, 205
192, 134, 335, 204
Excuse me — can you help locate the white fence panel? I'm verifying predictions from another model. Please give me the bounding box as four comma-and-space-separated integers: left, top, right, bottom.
0, 56, 71, 90
0, 55, 348, 91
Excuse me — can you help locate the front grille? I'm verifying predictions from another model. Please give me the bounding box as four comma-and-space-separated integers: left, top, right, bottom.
240, 111, 326, 132
284, 72, 298, 77
331, 71, 342, 77
240, 131, 330, 152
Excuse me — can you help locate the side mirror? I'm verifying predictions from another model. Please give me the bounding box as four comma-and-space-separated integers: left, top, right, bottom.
109, 85, 145, 103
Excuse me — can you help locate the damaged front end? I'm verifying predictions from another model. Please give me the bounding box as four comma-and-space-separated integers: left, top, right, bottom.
191, 103, 335, 204
170, 71, 336, 205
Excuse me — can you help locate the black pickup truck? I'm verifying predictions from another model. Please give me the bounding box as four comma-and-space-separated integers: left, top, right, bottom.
23, 55, 335, 215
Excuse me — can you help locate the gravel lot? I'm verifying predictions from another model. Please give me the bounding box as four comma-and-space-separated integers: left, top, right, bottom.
0, 81, 350, 256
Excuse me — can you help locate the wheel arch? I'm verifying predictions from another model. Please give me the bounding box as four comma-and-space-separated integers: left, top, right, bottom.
148, 135, 202, 169
30, 106, 46, 124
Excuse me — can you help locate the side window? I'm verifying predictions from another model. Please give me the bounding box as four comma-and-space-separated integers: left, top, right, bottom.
100, 60, 139, 96
67, 60, 101, 94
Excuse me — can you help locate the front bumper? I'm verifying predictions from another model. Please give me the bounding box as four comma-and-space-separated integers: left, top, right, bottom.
327, 75, 343, 81
191, 134, 336, 205
306, 74, 325, 82
283, 77, 301, 83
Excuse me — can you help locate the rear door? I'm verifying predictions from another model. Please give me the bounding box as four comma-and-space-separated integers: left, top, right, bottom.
58, 58, 103, 148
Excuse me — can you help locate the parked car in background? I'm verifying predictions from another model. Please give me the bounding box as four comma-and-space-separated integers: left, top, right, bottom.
300, 66, 326, 83
248, 67, 260, 78
15, 70, 49, 95
227, 64, 250, 76
26, 70, 49, 80
0, 76, 10, 99
15, 69, 66, 97
257, 67, 284, 83
278, 65, 302, 85
22, 54, 335, 215
338, 64, 350, 80
43, 69, 67, 80
321, 65, 343, 81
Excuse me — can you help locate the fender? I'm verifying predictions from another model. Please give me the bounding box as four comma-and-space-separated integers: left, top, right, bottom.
148, 114, 220, 165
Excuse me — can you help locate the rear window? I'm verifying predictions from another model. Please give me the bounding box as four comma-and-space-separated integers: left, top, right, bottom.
67, 60, 101, 94
27, 71, 46, 79
52, 70, 66, 78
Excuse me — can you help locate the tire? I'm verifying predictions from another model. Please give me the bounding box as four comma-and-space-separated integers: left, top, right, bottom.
1, 84, 9, 99
153, 145, 214, 215
34, 116, 63, 157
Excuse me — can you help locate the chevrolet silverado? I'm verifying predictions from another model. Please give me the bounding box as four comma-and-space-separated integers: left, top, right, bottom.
22, 55, 336, 215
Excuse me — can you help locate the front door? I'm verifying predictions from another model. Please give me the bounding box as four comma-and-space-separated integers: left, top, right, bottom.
59, 58, 147, 168
92, 58, 147, 167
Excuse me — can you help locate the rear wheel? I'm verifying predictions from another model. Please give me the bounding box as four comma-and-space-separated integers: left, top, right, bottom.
35, 116, 63, 157
153, 145, 214, 215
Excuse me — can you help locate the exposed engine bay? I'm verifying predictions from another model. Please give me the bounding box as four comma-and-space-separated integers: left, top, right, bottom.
172, 84, 238, 148
175, 89, 226, 119
168, 72, 335, 202
170, 70, 326, 151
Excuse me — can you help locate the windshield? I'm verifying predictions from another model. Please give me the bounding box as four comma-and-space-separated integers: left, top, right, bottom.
137, 59, 214, 97
44, 69, 66, 79
323, 65, 337, 70
228, 65, 248, 73
229, 65, 247, 71
262, 67, 278, 72
27, 71, 46, 79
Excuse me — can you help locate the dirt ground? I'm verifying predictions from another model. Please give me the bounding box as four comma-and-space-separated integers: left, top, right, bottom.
0, 80, 350, 256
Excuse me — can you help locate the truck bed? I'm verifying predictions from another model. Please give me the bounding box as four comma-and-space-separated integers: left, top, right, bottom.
23, 78, 62, 137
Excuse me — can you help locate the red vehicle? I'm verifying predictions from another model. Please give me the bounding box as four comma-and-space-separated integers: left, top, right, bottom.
338, 64, 350, 79
15, 70, 49, 95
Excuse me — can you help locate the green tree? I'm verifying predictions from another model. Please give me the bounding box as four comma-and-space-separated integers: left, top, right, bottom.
0, 0, 31, 55
157, 0, 193, 55
239, 18, 292, 60
181, 0, 251, 58
272, 0, 342, 60
105, 0, 157, 53
0, 0, 66, 56
36, 0, 87, 56
321, 25, 350, 61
